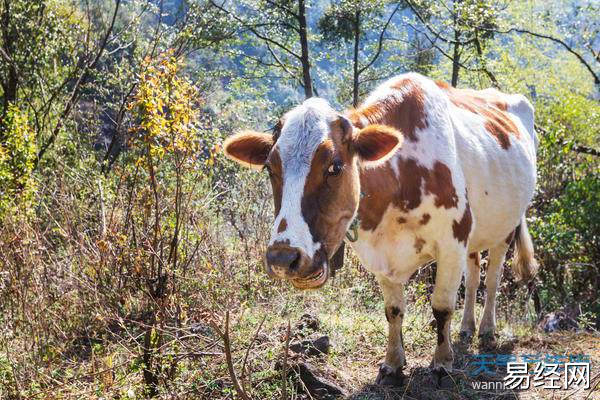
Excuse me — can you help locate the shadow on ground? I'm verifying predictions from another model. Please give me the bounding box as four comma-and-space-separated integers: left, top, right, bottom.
347, 336, 522, 400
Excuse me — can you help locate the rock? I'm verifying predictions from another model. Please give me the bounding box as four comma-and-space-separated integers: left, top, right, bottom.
293, 362, 347, 399
289, 335, 330, 357
538, 311, 578, 333
189, 322, 213, 336
295, 313, 320, 333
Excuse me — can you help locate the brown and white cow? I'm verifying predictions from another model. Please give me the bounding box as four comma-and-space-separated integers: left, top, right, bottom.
223, 73, 539, 384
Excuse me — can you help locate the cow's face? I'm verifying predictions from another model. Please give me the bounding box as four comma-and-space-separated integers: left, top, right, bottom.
224, 98, 402, 289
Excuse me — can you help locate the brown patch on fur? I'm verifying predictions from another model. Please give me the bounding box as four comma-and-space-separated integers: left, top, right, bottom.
396, 159, 458, 211
425, 162, 459, 208
357, 163, 398, 231
420, 213, 431, 225
469, 252, 481, 268
300, 140, 360, 258
414, 237, 426, 253
349, 78, 428, 142
397, 217, 407, 224
395, 158, 426, 212
436, 81, 519, 150
358, 158, 458, 231
505, 230, 515, 245
452, 203, 472, 246
385, 306, 403, 323
277, 218, 287, 233
432, 308, 450, 345
266, 150, 283, 215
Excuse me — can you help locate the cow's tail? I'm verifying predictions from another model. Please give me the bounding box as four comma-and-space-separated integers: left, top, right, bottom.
511, 215, 539, 282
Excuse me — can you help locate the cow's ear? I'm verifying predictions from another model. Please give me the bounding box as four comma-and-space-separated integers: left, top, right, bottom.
352, 124, 403, 167
223, 131, 274, 170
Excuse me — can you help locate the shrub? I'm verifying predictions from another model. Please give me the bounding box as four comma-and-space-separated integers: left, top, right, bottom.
0, 105, 37, 218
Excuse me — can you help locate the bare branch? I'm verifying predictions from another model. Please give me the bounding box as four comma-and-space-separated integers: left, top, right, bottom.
36, 0, 122, 167
358, 3, 402, 75
572, 144, 600, 157
535, 124, 600, 157
263, 0, 298, 19
241, 315, 267, 393
413, 26, 499, 83
484, 27, 599, 87
209, 0, 301, 60
404, 0, 477, 46
265, 42, 303, 86
281, 320, 291, 400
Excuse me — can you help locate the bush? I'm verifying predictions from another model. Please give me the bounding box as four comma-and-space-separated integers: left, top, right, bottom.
0, 105, 37, 218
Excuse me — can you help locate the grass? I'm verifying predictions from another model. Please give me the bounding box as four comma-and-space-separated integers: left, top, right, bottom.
4, 256, 598, 399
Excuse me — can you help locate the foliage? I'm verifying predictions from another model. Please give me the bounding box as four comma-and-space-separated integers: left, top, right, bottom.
529, 90, 600, 322
0, 105, 36, 217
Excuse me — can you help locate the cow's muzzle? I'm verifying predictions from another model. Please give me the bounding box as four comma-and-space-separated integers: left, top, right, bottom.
265, 244, 328, 289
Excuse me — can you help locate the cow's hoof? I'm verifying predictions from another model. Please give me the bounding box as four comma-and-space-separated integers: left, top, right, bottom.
459, 330, 474, 344
431, 367, 451, 387
375, 364, 404, 386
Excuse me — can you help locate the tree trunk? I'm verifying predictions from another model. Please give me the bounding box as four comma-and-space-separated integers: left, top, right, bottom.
352, 11, 360, 107
451, 0, 461, 87
451, 34, 460, 87
298, 0, 313, 98
1, 0, 17, 118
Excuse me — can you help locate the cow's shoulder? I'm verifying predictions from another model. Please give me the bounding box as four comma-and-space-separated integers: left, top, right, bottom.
347, 73, 437, 142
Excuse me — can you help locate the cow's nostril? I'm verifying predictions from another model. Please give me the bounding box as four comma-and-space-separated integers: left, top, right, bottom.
266, 247, 301, 271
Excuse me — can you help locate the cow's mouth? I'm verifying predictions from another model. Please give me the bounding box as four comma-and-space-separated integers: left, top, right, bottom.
291, 263, 329, 289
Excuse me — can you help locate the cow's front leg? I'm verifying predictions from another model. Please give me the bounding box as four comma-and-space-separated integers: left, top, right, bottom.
375, 275, 406, 386
432, 246, 466, 372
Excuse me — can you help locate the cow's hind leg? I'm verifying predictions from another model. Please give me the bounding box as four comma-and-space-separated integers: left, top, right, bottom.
432, 244, 466, 372
375, 276, 406, 386
460, 251, 480, 341
479, 242, 510, 344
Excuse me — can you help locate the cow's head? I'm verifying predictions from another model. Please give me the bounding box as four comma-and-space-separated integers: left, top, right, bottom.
224, 98, 402, 289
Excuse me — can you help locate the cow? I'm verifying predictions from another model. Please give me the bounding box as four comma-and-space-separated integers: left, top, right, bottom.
223, 73, 539, 385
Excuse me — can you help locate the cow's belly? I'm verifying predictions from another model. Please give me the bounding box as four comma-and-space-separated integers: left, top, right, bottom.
453, 109, 537, 251
350, 202, 441, 283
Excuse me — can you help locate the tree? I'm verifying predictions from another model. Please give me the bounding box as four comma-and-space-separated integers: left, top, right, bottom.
0, 0, 122, 167
405, 0, 504, 87
319, 0, 402, 106
209, 0, 315, 98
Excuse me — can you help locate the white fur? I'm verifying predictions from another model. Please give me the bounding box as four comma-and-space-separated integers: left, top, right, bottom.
268, 98, 336, 257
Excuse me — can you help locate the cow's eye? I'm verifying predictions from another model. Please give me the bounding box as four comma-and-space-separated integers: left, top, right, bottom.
327, 160, 343, 176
